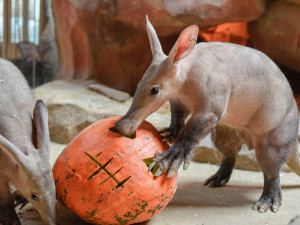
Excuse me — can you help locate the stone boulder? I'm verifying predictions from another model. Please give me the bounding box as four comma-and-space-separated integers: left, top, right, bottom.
248, 0, 300, 72
33, 80, 171, 144
52, 0, 265, 94
34, 80, 294, 172
116, 0, 266, 36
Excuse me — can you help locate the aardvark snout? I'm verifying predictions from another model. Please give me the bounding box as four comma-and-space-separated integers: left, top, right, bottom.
114, 116, 139, 137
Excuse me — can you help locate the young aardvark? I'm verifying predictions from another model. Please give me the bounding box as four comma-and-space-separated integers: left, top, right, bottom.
0, 58, 56, 225
115, 16, 300, 213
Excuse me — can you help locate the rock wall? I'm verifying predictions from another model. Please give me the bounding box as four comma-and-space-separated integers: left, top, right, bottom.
248, 0, 300, 72
52, 0, 265, 94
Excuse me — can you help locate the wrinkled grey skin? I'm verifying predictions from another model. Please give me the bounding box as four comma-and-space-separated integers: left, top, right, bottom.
115, 16, 300, 213
0, 58, 56, 225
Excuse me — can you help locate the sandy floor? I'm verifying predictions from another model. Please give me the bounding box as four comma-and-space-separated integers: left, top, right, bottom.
16, 142, 300, 225
145, 163, 300, 225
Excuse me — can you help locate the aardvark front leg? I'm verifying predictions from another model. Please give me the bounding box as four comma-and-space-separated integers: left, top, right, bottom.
150, 112, 219, 177
159, 99, 189, 143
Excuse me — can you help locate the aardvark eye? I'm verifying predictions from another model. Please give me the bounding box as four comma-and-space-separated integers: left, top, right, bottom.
31, 193, 40, 201
151, 86, 159, 95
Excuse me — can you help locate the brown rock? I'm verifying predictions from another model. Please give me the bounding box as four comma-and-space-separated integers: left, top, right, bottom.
248, 1, 300, 72
33, 80, 171, 144
116, 0, 266, 36
52, 0, 265, 94
52, 0, 153, 94
88, 83, 131, 102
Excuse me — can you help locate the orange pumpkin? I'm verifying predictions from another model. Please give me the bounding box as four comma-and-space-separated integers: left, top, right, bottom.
53, 116, 177, 225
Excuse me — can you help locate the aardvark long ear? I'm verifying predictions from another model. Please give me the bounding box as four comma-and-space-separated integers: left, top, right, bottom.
146, 15, 164, 59
0, 135, 31, 171
168, 24, 199, 64
33, 100, 50, 154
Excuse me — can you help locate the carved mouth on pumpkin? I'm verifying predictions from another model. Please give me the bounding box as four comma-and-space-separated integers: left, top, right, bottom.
84, 152, 131, 191
109, 127, 136, 139
143, 158, 160, 175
